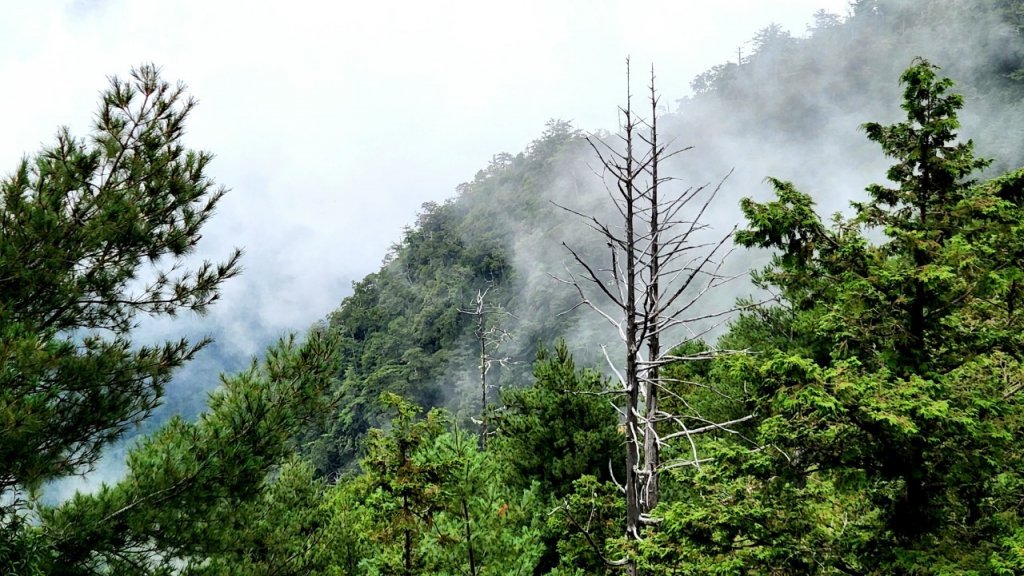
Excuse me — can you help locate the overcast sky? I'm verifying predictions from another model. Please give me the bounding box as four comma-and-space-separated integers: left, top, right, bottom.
1, 0, 850, 354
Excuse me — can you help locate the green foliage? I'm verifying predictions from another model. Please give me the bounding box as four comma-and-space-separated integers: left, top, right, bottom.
185, 458, 330, 576
317, 396, 544, 575
36, 332, 339, 574
492, 341, 621, 497
658, 340, 751, 437
656, 60, 1024, 573
487, 342, 623, 573
0, 65, 241, 507
317, 344, 623, 576
0, 65, 257, 573
12, 5, 1024, 573
307, 203, 487, 472
304, 123, 587, 475
356, 394, 449, 575
316, 473, 375, 575
417, 429, 544, 576
0, 515, 49, 576
545, 475, 623, 576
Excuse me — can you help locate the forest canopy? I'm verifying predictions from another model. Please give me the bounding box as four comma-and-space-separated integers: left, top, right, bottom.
5, 1, 1024, 574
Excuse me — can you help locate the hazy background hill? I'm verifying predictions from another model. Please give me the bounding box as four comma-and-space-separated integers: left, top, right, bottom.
45, 0, 1024, 486
20, 3, 1024, 572
297, 0, 1024, 473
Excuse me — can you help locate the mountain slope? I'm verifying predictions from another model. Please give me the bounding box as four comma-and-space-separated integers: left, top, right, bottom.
305, 0, 1024, 474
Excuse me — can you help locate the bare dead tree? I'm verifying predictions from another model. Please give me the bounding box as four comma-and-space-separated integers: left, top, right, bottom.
556, 61, 755, 560
459, 284, 513, 449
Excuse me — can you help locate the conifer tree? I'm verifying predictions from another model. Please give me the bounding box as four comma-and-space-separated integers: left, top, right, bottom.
40, 333, 338, 574
0, 65, 248, 571
857, 58, 992, 375
667, 58, 1024, 573
0, 65, 240, 507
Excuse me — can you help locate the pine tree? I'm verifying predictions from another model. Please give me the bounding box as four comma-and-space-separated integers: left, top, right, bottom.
40, 333, 338, 574
0, 65, 248, 571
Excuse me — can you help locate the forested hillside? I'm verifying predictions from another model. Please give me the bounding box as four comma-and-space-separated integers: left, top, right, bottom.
305, 0, 1024, 476
300, 120, 591, 473
6, 0, 1024, 574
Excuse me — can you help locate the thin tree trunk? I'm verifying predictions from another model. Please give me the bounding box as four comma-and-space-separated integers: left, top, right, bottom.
479, 311, 487, 450
642, 69, 661, 514
622, 76, 642, 539
462, 498, 478, 576
403, 494, 413, 576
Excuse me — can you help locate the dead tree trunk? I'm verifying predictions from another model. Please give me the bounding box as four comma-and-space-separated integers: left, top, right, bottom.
620, 78, 642, 538
641, 70, 661, 513
557, 61, 752, 564
460, 286, 512, 450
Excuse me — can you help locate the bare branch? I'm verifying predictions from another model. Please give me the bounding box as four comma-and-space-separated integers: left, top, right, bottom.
555, 62, 751, 546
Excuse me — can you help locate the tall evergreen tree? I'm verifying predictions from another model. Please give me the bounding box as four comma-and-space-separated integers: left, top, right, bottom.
656, 59, 1024, 574
857, 58, 992, 375
0, 64, 240, 554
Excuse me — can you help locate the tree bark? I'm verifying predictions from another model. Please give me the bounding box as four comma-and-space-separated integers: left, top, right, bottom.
642, 69, 661, 514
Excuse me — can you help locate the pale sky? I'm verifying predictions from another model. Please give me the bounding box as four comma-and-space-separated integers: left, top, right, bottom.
0, 0, 851, 354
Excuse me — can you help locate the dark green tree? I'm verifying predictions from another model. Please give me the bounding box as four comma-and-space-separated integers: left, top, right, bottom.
492, 341, 621, 498
0, 64, 240, 560
857, 58, 993, 375
357, 394, 449, 576
654, 59, 1024, 573
39, 333, 339, 575
319, 396, 543, 576
417, 427, 544, 576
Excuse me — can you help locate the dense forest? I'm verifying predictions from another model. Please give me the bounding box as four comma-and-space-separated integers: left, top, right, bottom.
5, 0, 1024, 574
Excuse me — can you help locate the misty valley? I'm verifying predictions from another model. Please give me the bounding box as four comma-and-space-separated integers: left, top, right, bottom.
6, 1, 1024, 574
